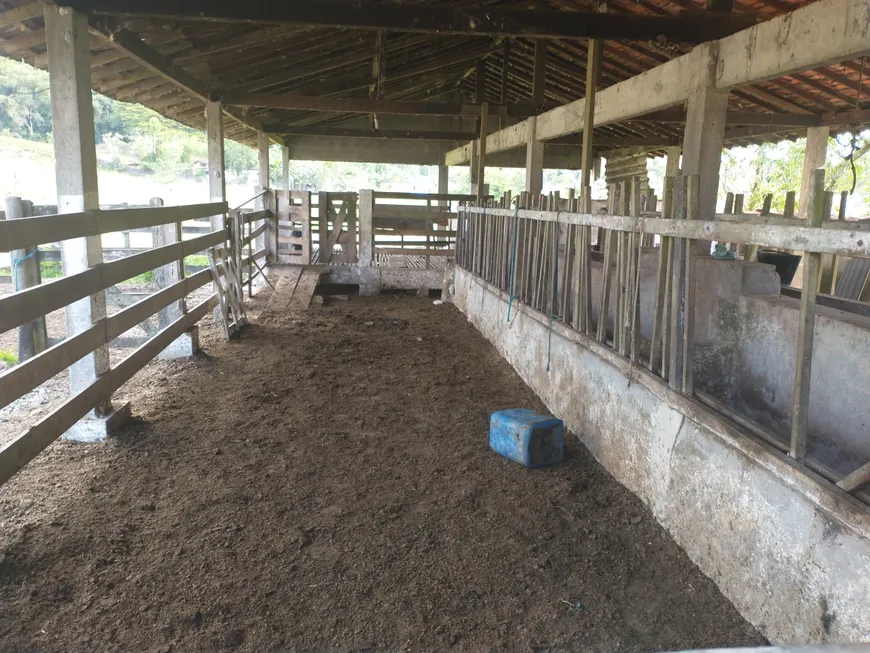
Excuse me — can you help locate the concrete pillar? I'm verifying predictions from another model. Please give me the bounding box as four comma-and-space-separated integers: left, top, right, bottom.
681, 43, 728, 222
282, 145, 290, 191
437, 164, 449, 208
799, 127, 829, 220
256, 132, 270, 255
45, 4, 129, 441
665, 145, 682, 179
525, 117, 544, 197
206, 100, 226, 232
151, 197, 198, 359
4, 197, 47, 361
359, 189, 374, 267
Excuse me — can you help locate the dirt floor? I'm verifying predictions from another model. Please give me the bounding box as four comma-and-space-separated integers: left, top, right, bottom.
0, 283, 767, 652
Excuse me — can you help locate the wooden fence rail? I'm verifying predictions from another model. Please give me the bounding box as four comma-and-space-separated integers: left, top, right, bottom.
455, 170, 870, 498
0, 200, 255, 488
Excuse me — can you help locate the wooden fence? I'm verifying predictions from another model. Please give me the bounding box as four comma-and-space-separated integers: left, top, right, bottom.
456, 170, 870, 499
0, 200, 267, 486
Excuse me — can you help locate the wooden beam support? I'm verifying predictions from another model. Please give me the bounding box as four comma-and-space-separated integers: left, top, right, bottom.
85, 15, 277, 143
222, 92, 550, 117
525, 117, 544, 196
532, 39, 547, 105
581, 39, 602, 189
0, 1, 43, 28
264, 126, 477, 141
65, 0, 755, 42
444, 0, 870, 165
681, 43, 729, 223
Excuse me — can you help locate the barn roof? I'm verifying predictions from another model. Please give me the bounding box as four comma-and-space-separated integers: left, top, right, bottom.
0, 0, 867, 158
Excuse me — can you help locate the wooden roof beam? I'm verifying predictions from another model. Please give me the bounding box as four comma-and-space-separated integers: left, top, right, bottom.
85, 16, 281, 144
220, 92, 557, 117
63, 0, 755, 43
0, 2, 42, 29
263, 127, 477, 141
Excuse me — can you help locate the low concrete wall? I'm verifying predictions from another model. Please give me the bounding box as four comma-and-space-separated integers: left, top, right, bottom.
322, 265, 443, 295
449, 264, 870, 645
731, 295, 870, 475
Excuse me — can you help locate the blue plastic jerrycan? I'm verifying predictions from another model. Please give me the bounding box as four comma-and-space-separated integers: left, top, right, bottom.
489, 409, 564, 468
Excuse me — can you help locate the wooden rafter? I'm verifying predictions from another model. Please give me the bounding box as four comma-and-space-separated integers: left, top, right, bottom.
62, 0, 756, 43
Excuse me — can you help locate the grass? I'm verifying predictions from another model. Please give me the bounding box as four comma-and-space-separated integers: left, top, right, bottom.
122, 270, 156, 285
0, 349, 18, 366
184, 254, 209, 267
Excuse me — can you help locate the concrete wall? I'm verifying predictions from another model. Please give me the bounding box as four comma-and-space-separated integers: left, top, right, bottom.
448, 264, 870, 644
552, 248, 870, 478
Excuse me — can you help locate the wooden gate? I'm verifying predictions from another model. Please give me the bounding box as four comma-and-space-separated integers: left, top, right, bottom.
275, 190, 312, 265
316, 192, 358, 265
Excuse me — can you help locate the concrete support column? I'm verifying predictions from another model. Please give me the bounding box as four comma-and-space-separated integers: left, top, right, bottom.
799, 127, 830, 220
665, 145, 682, 179
681, 43, 728, 223
359, 189, 374, 268
206, 101, 226, 231
152, 197, 198, 359
525, 117, 544, 197
46, 5, 129, 441
282, 145, 290, 191
256, 132, 270, 257
4, 197, 47, 361
437, 164, 449, 208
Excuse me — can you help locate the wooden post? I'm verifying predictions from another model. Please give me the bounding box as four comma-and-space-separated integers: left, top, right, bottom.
45, 4, 115, 424
4, 197, 47, 361
799, 127, 830, 220
581, 39, 602, 190
669, 176, 691, 392
532, 39, 547, 105
525, 116, 544, 196
790, 168, 825, 463
359, 189, 374, 266
476, 101, 489, 202
282, 145, 290, 191
206, 100, 226, 232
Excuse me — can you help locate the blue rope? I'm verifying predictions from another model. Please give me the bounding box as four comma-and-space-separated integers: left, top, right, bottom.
506, 205, 521, 322
546, 213, 560, 372
11, 249, 39, 292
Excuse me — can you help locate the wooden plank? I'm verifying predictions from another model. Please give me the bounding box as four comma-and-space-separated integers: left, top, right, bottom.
0, 202, 227, 253
374, 192, 476, 201
242, 220, 269, 246
287, 269, 321, 313
267, 127, 478, 141
262, 266, 304, 314
70, 0, 753, 42
0, 268, 216, 412
463, 206, 870, 258
373, 205, 458, 221
222, 93, 546, 117
0, 2, 43, 28
374, 247, 455, 257
837, 460, 870, 493
0, 296, 215, 487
